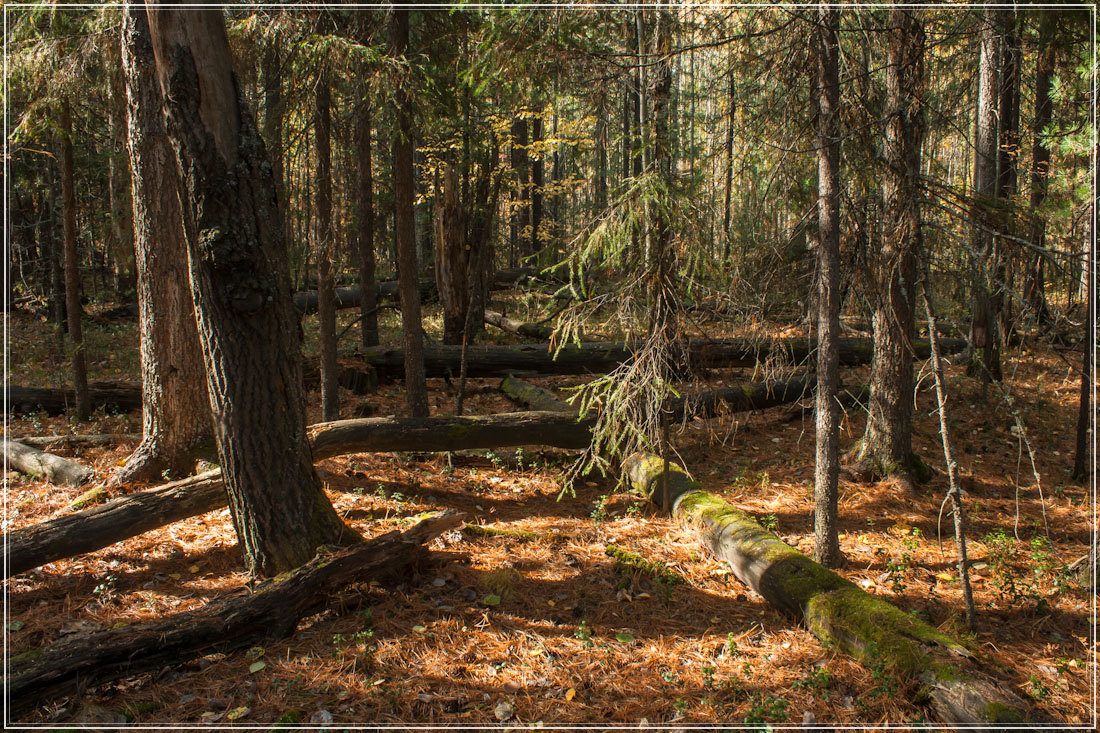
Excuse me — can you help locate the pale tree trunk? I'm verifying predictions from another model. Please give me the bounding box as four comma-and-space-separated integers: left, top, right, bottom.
968, 7, 1002, 383
1025, 12, 1054, 325
146, 5, 356, 576
59, 99, 90, 422
857, 8, 926, 488
111, 4, 211, 486
315, 64, 338, 421
813, 5, 842, 567
356, 91, 378, 348
390, 3, 429, 417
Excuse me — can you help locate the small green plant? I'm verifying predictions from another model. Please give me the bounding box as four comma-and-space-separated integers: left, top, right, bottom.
661, 669, 678, 683
1027, 674, 1050, 701
743, 694, 789, 727
793, 666, 832, 692
757, 471, 770, 490
885, 527, 921, 595
93, 574, 118, 602
591, 494, 612, 523
574, 620, 593, 648
758, 514, 778, 532
725, 631, 740, 657
701, 665, 716, 688
515, 447, 527, 471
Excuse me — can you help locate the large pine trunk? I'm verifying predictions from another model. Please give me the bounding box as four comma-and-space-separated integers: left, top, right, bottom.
315, 66, 339, 421
356, 91, 379, 347
113, 6, 211, 486
146, 7, 354, 576
858, 9, 926, 486
1024, 13, 1054, 324
434, 162, 467, 345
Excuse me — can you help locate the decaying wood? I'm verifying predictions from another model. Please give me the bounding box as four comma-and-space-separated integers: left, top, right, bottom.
3, 439, 92, 486
624, 453, 1055, 727
300, 360, 378, 395
7, 510, 463, 717
484, 310, 555, 340
15, 434, 142, 450
6, 382, 143, 416
500, 375, 576, 412
3, 412, 591, 577
360, 337, 965, 380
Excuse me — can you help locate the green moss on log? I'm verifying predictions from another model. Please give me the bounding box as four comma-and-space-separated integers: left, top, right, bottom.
605, 544, 685, 585
69, 486, 108, 510
463, 523, 540, 541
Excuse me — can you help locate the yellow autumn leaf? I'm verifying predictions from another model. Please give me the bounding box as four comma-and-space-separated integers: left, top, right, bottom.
565, 688, 576, 701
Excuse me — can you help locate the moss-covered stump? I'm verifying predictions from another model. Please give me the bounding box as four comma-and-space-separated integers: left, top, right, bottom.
8, 510, 463, 718
499, 375, 576, 413
622, 453, 1054, 727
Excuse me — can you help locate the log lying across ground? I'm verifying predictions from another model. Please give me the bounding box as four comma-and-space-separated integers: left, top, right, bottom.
8, 361, 377, 416
4, 439, 92, 486
293, 268, 539, 315
7, 382, 143, 416
16, 433, 142, 450
361, 337, 966, 380
500, 374, 578, 413
8, 510, 463, 717
484, 310, 555, 340
624, 453, 1053, 727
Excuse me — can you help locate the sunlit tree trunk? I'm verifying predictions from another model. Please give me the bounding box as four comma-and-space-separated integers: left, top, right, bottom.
111, 4, 211, 486
146, 5, 356, 576
814, 6, 842, 566
857, 8, 926, 488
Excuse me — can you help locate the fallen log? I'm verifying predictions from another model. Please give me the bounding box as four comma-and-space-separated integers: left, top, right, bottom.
3, 412, 591, 577
4, 469, 225, 577
360, 337, 966, 380
624, 453, 1053, 727
3, 439, 92, 486
301, 360, 378, 395
500, 375, 577, 413
16, 434, 142, 450
7, 510, 462, 718
6, 382, 143, 416
484, 310, 555, 340
294, 269, 538, 315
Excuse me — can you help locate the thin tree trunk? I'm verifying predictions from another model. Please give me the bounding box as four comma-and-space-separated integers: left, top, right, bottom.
722, 61, 736, 263
1072, 147, 1096, 481
390, 3, 429, 417
529, 114, 544, 260
59, 99, 90, 422
968, 7, 1002, 384
112, 5, 211, 486
994, 9, 1020, 343
146, 6, 356, 576
315, 65, 339, 422
814, 6, 842, 567
356, 91, 379, 347
1025, 12, 1054, 324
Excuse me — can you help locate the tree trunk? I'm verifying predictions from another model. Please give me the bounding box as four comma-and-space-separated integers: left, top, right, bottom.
435, 162, 467, 345
356, 91, 379, 347
994, 10, 1020, 343
4, 439, 92, 486
315, 64, 339, 421
967, 7, 1002, 383
1072, 147, 1096, 481
594, 92, 607, 211
7, 510, 462, 719
59, 99, 90, 422
1024, 12, 1054, 324
814, 6, 842, 567
261, 43, 284, 227
511, 115, 529, 266
113, 5, 211, 486
858, 9, 926, 487
146, 6, 355, 577
624, 454, 1053, 728
390, 4, 429, 417
500, 374, 576, 413
529, 114, 544, 260
722, 61, 736, 263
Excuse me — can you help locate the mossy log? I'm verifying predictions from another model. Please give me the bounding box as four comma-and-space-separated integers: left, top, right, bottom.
7, 510, 463, 718
4, 412, 591, 577
360, 337, 965, 380
484, 310, 555, 340
623, 453, 1053, 727
3, 439, 92, 486
499, 375, 576, 413
16, 434, 142, 451
6, 381, 143, 416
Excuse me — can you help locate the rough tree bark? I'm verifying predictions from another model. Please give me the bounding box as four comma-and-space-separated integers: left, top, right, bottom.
4, 439, 91, 487
8, 511, 461, 718
315, 63, 339, 421
356, 88, 379, 347
855, 9, 927, 488
625, 454, 1053, 728
390, 3, 429, 416
994, 9, 1020, 342
435, 161, 467, 344
112, 5, 211, 486
146, 5, 355, 576
529, 113, 544, 260
59, 99, 90, 421
1024, 12, 1055, 324
967, 7, 1003, 383
814, 5, 842, 567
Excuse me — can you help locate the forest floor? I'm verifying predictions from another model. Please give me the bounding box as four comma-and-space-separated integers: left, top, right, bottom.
4, 296, 1095, 728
